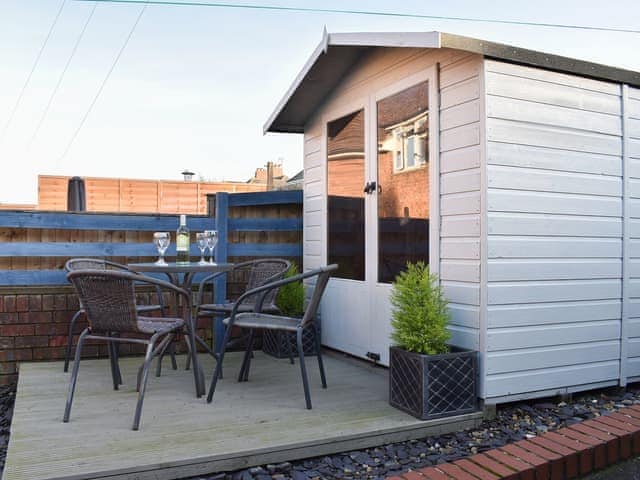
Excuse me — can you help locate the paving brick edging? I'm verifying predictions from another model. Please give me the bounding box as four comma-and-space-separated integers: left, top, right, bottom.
387, 404, 640, 480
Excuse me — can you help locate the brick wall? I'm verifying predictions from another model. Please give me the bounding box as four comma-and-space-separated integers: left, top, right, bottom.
0, 287, 214, 386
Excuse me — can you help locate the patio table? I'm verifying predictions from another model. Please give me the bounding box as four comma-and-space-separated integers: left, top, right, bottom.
128, 261, 234, 396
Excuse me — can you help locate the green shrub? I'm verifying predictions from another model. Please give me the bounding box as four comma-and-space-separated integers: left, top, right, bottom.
276, 263, 305, 317
390, 262, 450, 355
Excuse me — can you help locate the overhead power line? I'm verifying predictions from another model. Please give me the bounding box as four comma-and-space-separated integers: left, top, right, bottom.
58, 3, 147, 162
73, 0, 640, 34
30, 2, 99, 147
1, 0, 67, 143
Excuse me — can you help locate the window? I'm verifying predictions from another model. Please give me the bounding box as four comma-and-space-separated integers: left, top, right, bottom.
377, 81, 430, 283
327, 109, 365, 281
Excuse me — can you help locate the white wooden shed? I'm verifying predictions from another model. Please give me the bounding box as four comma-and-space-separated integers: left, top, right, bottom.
265, 31, 640, 405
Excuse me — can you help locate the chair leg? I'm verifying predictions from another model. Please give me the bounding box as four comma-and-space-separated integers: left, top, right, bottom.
238, 329, 255, 382
107, 335, 119, 391
64, 310, 83, 373
296, 328, 312, 409
63, 328, 89, 423
242, 330, 255, 382
169, 338, 178, 370
207, 325, 232, 403
155, 333, 174, 378
284, 332, 295, 365
132, 336, 158, 431
314, 325, 327, 388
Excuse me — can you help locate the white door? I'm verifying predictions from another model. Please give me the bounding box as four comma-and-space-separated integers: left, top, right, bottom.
321, 66, 439, 366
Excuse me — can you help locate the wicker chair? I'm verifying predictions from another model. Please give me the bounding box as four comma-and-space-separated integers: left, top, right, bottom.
63, 258, 176, 375
192, 259, 291, 363
64, 269, 202, 430
207, 264, 337, 410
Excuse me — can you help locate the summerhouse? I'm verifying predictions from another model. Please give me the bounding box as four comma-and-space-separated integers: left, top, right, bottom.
265, 31, 640, 405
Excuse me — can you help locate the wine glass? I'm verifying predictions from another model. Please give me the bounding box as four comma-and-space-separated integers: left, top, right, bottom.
196, 232, 208, 265
153, 232, 170, 266
204, 230, 218, 263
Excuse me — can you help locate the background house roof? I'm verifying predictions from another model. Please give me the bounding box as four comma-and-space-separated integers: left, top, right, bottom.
264, 31, 640, 134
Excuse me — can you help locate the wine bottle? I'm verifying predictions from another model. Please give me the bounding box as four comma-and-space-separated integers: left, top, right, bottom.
176, 214, 190, 264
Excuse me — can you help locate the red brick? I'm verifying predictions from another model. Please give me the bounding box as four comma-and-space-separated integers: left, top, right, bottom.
437, 463, 479, 480
515, 440, 564, 480
415, 467, 448, 480
569, 423, 619, 464
560, 427, 607, 470
586, 418, 632, 459
3, 296, 15, 312
24, 311, 53, 324
485, 448, 535, 480
42, 294, 55, 311
0, 324, 34, 336
610, 411, 640, 427
401, 471, 423, 480
16, 295, 29, 312
32, 347, 66, 361
500, 444, 550, 480
0, 337, 14, 349
35, 323, 68, 336
53, 310, 78, 323
453, 458, 499, 480
0, 373, 18, 385
609, 412, 640, 455
0, 312, 17, 324
469, 454, 518, 480
0, 349, 32, 362
0, 362, 17, 374
66, 294, 80, 310
0, 296, 3, 312
15, 335, 48, 348
529, 436, 578, 478
544, 431, 593, 474
28, 295, 42, 312
54, 294, 67, 310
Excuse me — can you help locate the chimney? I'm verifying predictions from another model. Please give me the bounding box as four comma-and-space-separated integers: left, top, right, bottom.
181, 170, 195, 182
266, 161, 274, 191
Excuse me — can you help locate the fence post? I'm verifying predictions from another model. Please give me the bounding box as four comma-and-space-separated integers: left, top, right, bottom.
213, 192, 229, 353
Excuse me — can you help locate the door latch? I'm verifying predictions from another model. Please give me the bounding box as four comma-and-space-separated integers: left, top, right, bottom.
363, 181, 377, 194
366, 351, 381, 363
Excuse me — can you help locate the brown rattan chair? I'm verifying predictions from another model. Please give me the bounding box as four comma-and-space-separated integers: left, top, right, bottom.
191, 259, 291, 364
64, 269, 202, 430
207, 264, 337, 410
63, 258, 176, 375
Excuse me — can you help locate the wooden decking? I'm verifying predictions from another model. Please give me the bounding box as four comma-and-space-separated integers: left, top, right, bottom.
3, 351, 483, 480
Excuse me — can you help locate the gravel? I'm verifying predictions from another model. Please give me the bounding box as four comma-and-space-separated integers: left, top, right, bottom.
0, 383, 16, 475
2, 383, 640, 480
187, 385, 640, 480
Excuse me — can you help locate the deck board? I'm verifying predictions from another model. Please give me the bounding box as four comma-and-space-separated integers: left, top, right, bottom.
3, 351, 482, 480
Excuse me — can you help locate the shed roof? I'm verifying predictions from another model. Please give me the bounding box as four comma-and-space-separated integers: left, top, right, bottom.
264, 31, 640, 134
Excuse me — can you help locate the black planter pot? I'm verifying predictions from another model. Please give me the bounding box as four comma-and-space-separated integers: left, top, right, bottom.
262, 327, 318, 358
389, 345, 477, 420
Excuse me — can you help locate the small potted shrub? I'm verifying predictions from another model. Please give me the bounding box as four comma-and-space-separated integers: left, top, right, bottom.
389, 262, 477, 420
263, 263, 317, 358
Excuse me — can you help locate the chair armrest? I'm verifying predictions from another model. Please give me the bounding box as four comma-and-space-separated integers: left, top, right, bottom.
227, 265, 337, 326
195, 271, 229, 308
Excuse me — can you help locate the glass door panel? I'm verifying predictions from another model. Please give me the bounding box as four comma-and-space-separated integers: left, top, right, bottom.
376, 82, 429, 283
327, 109, 366, 281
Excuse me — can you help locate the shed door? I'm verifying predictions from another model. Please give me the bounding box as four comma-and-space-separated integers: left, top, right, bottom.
321, 66, 439, 365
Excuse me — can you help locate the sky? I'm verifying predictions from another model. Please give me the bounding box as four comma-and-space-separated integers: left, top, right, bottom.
0, 0, 639, 204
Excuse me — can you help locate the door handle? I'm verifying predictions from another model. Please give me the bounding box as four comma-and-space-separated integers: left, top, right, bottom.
363, 181, 377, 194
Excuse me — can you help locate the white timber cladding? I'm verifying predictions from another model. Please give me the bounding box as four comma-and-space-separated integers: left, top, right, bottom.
302, 48, 483, 360
484, 59, 624, 400
626, 85, 640, 382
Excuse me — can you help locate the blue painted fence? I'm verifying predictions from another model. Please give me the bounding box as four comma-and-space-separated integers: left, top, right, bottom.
0, 190, 303, 287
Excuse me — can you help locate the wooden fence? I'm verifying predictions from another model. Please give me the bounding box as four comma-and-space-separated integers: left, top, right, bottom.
37, 175, 267, 214
0, 190, 302, 287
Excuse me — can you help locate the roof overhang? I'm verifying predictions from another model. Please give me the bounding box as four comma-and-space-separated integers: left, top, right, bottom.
264, 31, 640, 134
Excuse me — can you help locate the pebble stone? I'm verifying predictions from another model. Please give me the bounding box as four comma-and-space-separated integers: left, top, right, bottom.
1, 383, 640, 479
